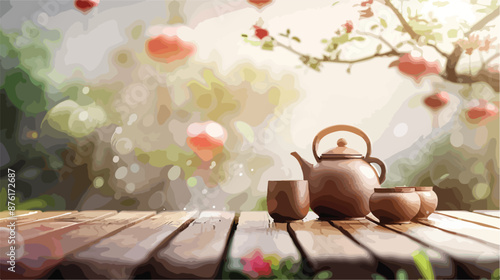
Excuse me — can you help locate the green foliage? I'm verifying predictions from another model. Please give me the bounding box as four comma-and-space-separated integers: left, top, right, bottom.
476, 0, 499, 13
314, 270, 333, 279
412, 250, 434, 280
492, 268, 500, 280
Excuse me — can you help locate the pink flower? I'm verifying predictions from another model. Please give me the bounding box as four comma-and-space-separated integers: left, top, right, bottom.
359, 7, 374, 18
253, 25, 269, 40
361, 0, 373, 6
478, 35, 497, 52
343, 20, 354, 33
146, 35, 195, 63
457, 34, 481, 55
424, 91, 449, 110
186, 121, 227, 161
397, 53, 441, 82
240, 250, 272, 278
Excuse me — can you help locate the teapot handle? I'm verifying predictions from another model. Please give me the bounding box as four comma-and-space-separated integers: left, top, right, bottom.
312, 125, 372, 162
365, 157, 386, 183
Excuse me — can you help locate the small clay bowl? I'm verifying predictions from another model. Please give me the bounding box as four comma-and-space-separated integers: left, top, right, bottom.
369, 187, 420, 224
413, 186, 438, 220
267, 180, 310, 222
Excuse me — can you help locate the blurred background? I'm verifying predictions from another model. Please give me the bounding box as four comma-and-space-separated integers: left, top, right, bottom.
0, 0, 498, 212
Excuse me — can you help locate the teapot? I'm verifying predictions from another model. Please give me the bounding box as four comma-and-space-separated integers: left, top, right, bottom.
291, 125, 386, 219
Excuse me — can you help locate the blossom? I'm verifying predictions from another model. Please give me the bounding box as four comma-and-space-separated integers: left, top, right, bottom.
478, 35, 497, 52
424, 91, 449, 110
457, 34, 481, 55
361, 0, 374, 6
342, 20, 354, 33
253, 25, 269, 40
146, 35, 195, 63
240, 250, 272, 278
466, 99, 499, 123
359, 7, 374, 18
247, 0, 273, 9
397, 53, 441, 82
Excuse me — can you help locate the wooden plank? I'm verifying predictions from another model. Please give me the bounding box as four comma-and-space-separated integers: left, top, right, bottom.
330, 218, 453, 279
0, 210, 39, 220
16, 210, 117, 240
367, 213, 500, 279
437, 211, 500, 229
0, 211, 155, 279
419, 213, 500, 247
0, 211, 76, 227
288, 212, 376, 279
151, 211, 235, 279
224, 211, 302, 279
58, 211, 195, 280
473, 210, 500, 218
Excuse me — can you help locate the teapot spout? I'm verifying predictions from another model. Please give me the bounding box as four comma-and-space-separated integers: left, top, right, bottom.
291, 152, 313, 180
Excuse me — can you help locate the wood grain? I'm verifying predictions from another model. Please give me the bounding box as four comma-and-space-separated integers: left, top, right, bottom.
152, 211, 235, 279
0, 211, 76, 228
225, 211, 302, 279
0, 211, 154, 279
367, 213, 500, 279
15, 210, 116, 240
473, 210, 500, 218
0, 210, 38, 220
288, 212, 376, 279
437, 211, 500, 229
330, 218, 452, 279
59, 211, 195, 279
419, 213, 500, 247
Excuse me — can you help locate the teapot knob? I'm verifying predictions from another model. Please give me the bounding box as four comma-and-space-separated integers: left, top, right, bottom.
337, 138, 347, 147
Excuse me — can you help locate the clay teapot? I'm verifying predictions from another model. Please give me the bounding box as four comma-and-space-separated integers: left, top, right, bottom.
291, 125, 386, 219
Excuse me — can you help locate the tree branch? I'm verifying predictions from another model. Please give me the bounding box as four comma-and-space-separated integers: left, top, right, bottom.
274, 40, 400, 66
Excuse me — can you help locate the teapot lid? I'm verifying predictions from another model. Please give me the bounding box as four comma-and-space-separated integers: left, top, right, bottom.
321, 138, 363, 159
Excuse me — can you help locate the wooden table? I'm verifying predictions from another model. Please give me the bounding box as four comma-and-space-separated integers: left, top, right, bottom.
0, 210, 498, 279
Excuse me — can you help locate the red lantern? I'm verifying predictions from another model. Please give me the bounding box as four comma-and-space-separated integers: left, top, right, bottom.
186, 122, 227, 161
424, 91, 449, 110
74, 0, 99, 14
146, 35, 195, 64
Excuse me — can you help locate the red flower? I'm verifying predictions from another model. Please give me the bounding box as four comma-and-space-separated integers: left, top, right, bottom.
74, 0, 99, 13
397, 53, 441, 82
359, 7, 374, 18
343, 20, 354, 33
253, 25, 269, 40
247, 0, 273, 9
186, 122, 227, 161
146, 35, 195, 63
361, 0, 374, 6
424, 91, 449, 110
466, 99, 498, 123
240, 250, 272, 278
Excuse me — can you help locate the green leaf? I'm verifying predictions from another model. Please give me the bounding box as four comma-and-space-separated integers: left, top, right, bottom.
432, 1, 449, 7
376, 44, 382, 53
331, 33, 349, 44
314, 270, 333, 279
350, 36, 365, 41
287, 29, 290, 35
447, 29, 458, 38
261, 41, 274, 51
492, 268, 500, 280
371, 273, 387, 280
292, 36, 301, 43
371, 25, 379, 30
332, 1, 339, 6
396, 25, 404, 32
396, 42, 404, 48
380, 18, 387, 28
412, 250, 435, 280
396, 269, 408, 280
241, 34, 248, 37
321, 39, 328, 43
